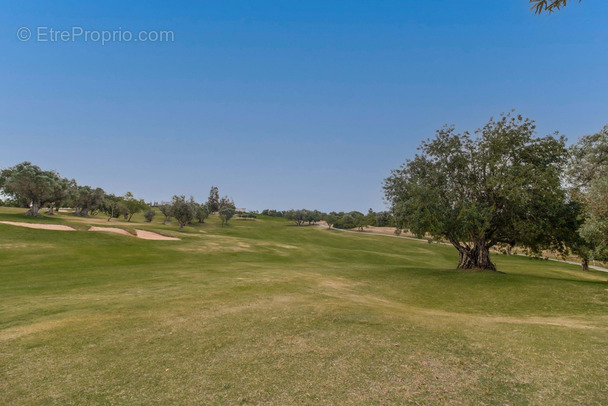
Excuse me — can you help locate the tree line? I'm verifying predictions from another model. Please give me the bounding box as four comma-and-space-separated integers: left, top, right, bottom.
0, 164, 237, 230
263, 208, 394, 230
384, 113, 607, 272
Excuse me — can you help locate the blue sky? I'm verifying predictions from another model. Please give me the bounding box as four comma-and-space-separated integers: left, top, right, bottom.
1, 1, 607, 212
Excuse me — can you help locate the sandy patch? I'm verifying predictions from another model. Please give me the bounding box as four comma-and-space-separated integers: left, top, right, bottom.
89, 226, 134, 236
0, 221, 75, 231
135, 229, 180, 241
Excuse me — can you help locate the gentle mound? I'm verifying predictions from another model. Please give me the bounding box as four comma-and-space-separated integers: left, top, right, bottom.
0, 221, 75, 231
135, 229, 180, 241
89, 226, 133, 236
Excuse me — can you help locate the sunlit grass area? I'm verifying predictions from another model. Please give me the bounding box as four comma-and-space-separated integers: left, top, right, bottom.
1, 207, 607, 405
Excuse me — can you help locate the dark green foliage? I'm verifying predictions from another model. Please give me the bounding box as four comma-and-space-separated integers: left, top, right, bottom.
143, 209, 156, 222
375, 211, 394, 227
171, 195, 195, 231
218, 196, 236, 226
100, 194, 124, 221
0, 162, 68, 216
568, 125, 608, 265
384, 113, 570, 271
123, 192, 148, 222
195, 203, 209, 223
261, 209, 284, 217
72, 185, 106, 217
159, 203, 173, 224
207, 186, 220, 213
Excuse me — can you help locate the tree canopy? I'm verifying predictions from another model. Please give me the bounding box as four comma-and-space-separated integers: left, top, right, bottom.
384, 113, 569, 271
0, 162, 67, 216
568, 125, 608, 265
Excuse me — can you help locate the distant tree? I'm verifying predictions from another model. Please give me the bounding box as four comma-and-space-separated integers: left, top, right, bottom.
44, 177, 71, 215
218, 196, 236, 226
100, 194, 124, 221
324, 212, 338, 229
285, 209, 306, 226
159, 203, 173, 225
341, 214, 355, 229
353, 212, 367, 231
0, 162, 65, 216
143, 209, 156, 222
366, 209, 376, 228
207, 186, 220, 213
72, 186, 105, 217
262, 209, 284, 217
375, 211, 394, 227
123, 192, 148, 222
384, 113, 570, 271
530, 0, 580, 14
171, 195, 195, 231
195, 203, 210, 223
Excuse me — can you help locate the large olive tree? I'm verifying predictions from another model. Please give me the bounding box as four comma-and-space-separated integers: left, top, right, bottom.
568, 125, 608, 267
384, 113, 569, 271
0, 162, 66, 217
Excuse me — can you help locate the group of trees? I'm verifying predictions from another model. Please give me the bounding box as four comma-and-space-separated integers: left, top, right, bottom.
384, 113, 608, 272
0, 165, 237, 230
279, 208, 394, 231
0, 162, 129, 218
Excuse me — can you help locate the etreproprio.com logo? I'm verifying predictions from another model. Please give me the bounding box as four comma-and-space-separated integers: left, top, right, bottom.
17, 26, 174, 45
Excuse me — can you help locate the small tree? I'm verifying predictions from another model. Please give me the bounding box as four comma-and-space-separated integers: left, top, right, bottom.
123, 192, 147, 222
353, 213, 367, 231
143, 209, 156, 222
324, 213, 338, 229
72, 185, 105, 217
207, 186, 220, 213
159, 203, 172, 225
218, 196, 236, 226
195, 204, 209, 223
100, 194, 124, 221
285, 209, 305, 226
171, 195, 195, 231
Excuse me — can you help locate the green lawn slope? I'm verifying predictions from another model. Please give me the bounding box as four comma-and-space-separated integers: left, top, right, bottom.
1, 207, 607, 405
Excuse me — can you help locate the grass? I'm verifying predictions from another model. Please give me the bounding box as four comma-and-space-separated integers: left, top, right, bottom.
1, 206, 607, 405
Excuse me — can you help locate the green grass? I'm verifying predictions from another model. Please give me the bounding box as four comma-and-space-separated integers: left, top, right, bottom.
1, 207, 607, 405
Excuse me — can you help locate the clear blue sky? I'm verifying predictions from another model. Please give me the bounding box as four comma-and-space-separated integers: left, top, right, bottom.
1, 1, 606, 212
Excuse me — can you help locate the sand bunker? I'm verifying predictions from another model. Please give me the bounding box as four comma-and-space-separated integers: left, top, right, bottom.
89, 227, 180, 241
0, 221, 75, 231
135, 229, 180, 241
89, 226, 134, 236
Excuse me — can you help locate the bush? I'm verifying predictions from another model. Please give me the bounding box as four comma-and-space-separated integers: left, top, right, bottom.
143, 209, 156, 222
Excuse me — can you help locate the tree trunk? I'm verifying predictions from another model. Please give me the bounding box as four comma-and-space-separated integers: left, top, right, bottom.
581, 258, 589, 272
80, 208, 89, 217
453, 240, 497, 271
47, 205, 55, 215
25, 201, 42, 217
